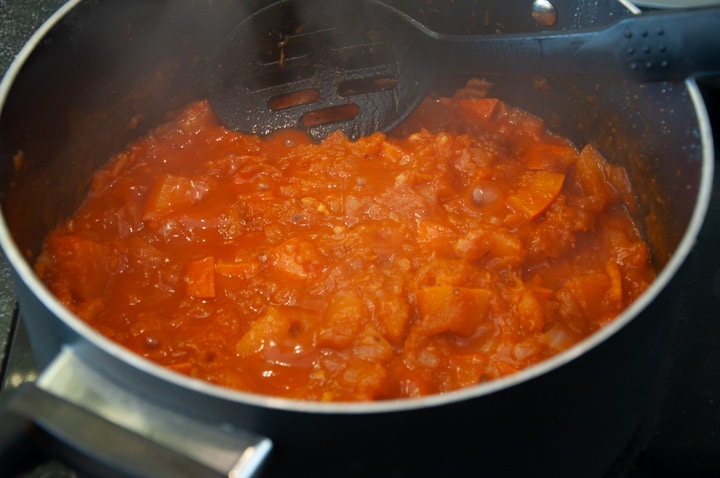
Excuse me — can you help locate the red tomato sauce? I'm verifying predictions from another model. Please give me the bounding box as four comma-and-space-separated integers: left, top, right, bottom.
35, 91, 655, 401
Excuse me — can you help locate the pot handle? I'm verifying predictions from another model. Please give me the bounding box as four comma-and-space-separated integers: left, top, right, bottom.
0, 348, 272, 477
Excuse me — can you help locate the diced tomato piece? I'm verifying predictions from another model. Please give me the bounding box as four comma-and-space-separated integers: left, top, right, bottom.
214, 261, 258, 280
185, 256, 215, 299
381, 142, 407, 163
414, 286, 492, 337
490, 360, 520, 378
605, 261, 623, 306
340, 359, 389, 400
417, 221, 457, 256
454, 227, 525, 268
375, 292, 410, 345
317, 289, 365, 349
144, 174, 209, 220
517, 289, 546, 333
459, 98, 501, 121
506, 170, 565, 219
236, 307, 290, 357
449, 353, 487, 389
573, 145, 627, 213
41, 235, 116, 300
354, 326, 394, 363
525, 143, 579, 171
269, 237, 323, 279
559, 270, 624, 327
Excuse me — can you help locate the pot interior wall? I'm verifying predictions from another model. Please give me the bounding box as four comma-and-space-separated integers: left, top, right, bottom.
0, 0, 243, 258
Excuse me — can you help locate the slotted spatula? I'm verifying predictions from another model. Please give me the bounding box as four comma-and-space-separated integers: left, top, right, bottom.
205, 0, 720, 141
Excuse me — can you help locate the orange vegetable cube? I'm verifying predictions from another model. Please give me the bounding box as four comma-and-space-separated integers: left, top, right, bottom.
214, 261, 258, 280
517, 289, 546, 333
573, 145, 627, 213
414, 286, 492, 337
525, 143, 579, 171
144, 174, 209, 220
417, 220, 457, 256
185, 256, 215, 299
236, 307, 287, 357
317, 289, 366, 349
459, 98, 501, 121
269, 236, 323, 279
506, 170, 565, 219
454, 227, 525, 267
605, 261, 623, 306
40, 235, 116, 300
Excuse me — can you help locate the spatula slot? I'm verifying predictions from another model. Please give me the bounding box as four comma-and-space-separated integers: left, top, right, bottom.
338, 77, 398, 97
270, 89, 321, 110
301, 103, 360, 127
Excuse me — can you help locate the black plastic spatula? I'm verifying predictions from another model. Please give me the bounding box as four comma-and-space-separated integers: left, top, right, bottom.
205, 0, 720, 141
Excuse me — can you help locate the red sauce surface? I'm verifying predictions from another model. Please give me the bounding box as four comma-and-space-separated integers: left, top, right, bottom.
36, 92, 655, 401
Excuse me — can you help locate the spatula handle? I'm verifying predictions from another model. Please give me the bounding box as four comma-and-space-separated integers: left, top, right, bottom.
581, 6, 720, 81
436, 6, 720, 81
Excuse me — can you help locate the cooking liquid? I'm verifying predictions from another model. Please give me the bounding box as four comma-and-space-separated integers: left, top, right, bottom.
35, 91, 655, 401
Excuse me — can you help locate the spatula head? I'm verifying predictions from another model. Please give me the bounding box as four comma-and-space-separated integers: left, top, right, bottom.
205, 0, 427, 141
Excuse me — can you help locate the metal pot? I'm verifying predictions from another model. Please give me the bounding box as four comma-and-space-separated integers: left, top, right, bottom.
0, 0, 713, 476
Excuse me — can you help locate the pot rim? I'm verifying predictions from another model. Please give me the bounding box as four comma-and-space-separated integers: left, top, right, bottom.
0, 0, 714, 415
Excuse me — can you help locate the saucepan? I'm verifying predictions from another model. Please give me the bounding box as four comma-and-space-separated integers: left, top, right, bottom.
0, 0, 713, 476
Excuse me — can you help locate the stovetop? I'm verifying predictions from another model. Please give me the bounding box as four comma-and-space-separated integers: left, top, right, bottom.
1, 1, 719, 477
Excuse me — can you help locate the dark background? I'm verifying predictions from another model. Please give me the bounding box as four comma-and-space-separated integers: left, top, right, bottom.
0, 1, 718, 476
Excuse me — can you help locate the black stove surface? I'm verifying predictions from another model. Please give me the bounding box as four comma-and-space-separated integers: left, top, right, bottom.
1, 1, 719, 477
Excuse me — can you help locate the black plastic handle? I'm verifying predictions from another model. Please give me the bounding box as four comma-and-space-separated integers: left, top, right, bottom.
433, 6, 720, 81
580, 6, 720, 81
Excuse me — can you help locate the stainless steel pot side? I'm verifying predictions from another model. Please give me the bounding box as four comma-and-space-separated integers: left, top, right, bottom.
0, 0, 713, 476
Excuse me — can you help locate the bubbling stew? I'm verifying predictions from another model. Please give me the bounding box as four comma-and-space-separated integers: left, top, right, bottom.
35, 84, 655, 401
